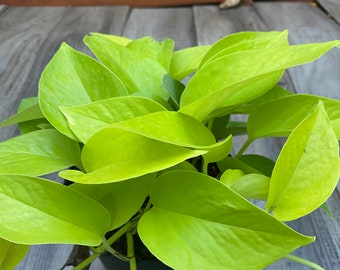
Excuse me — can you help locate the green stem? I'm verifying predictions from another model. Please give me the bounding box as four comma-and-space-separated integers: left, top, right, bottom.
73, 252, 101, 270
127, 232, 137, 270
107, 221, 133, 246
235, 138, 252, 159
103, 238, 130, 262
284, 254, 325, 270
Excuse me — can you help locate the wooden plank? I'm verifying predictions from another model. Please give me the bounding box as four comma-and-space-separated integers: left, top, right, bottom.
1, 0, 220, 7
122, 7, 196, 50
317, 0, 340, 24
254, 2, 340, 98
16, 245, 73, 270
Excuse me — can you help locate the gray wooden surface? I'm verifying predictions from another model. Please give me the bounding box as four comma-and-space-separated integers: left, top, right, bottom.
0, 1, 339, 269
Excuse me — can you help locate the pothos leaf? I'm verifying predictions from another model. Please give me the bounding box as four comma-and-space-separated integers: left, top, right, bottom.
266, 101, 340, 221
138, 171, 314, 270
0, 175, 110, 246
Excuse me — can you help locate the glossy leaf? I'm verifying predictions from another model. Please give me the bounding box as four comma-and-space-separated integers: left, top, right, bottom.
89, 32, 132, 46
38, 42, 127, 139
202, 135, 232, 164
0, 129, 82, 176
71, 173, 155, 230
0, 237, 29, 269
60, 96, 166, 143
235, 84, 293, 114
199, 31, 288, 69
180, 71, 283, 122
112, 111, 216, 148
222, 172, 270, 200
0, 175, 110, 245
59, 127, 206, 184
248, 94, 340, 140
266, 102, 340, 221
84, 34, 172, 100
181, 40, 340, 107
180, 41, 340, 122
138, 171, 314, 270
170, 45, 211, 80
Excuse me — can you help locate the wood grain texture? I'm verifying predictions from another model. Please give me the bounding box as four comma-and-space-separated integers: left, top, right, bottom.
1, 0, 220, 7
0, 3, 338, 270
123, 7, 196, 50
318, 0, 340, 24
254, 2, 340, 99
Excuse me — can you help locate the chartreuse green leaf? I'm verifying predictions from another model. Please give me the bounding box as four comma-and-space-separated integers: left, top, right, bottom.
221, 172, 270, 200
170, 45, 211, 80
0, 129, 82, 176
84, 34, 172, 101
71, 173, 155, 230
235, 84, 293, 114
59, 128, 206, 184
60, 96, 166, 143
180, 71, 283, 122
202, 135, 232, 161
180, 40, 340, 122
0, 97, 44, 128
89, 32, 131, 46
248, 94, 340, 140
199, 31, 288, 69
0, 237, 29, 269
266, 102, 340, 221
181, 40, 340, 107
113, 111, 216, 148
38, 42, 127, 140
0, 175, 110, 245
138, 171, 314, 270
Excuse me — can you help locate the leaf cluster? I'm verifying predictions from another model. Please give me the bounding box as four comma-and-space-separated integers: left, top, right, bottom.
0, 31, 339, 270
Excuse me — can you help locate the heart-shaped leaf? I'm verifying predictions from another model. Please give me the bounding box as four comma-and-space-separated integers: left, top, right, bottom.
0, 129, 82, 176
0, 175, 110, 245
138, 171, 314, 270
38, 42, 128, 139
59, 127, 206, 184
266, 102, 340, 221
60, 96, 166, 143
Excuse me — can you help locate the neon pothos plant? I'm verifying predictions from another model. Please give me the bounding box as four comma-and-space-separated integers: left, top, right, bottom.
0, 31, 340, 270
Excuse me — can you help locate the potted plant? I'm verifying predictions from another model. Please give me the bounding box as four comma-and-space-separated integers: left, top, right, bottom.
0, 31, 339, 270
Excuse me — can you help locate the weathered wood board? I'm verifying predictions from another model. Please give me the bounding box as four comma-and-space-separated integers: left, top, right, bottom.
318, 0, 340, 24
0, 2, 339, 269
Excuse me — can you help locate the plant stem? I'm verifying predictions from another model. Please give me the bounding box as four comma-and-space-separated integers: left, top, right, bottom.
284, 254, 325, 270
73, 252, 101, 270
127, 232, 137, 270
235, 138, 252, 158
107, 221, 133, 246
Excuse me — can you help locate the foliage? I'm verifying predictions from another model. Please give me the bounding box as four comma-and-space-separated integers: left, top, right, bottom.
0, 31, 339, 270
